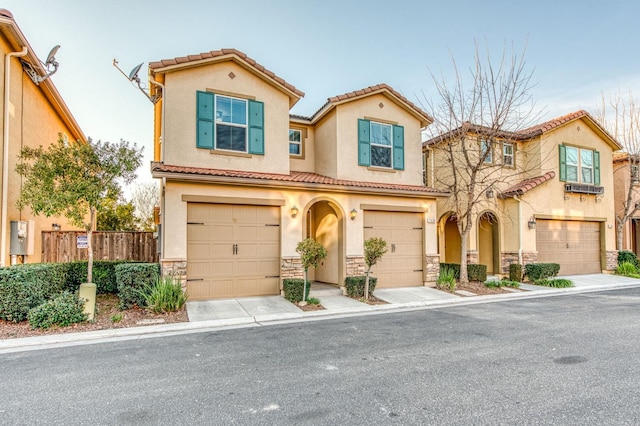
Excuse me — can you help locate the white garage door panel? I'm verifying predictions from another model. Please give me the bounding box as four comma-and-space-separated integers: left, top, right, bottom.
187, 204, 280, 300
536, 220, 601, 275
363, 211, 424, 288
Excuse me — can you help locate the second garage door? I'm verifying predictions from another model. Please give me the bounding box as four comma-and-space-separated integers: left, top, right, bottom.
536, 219, 601, 275
363, 211, 424, 287
186, 203, 280, 300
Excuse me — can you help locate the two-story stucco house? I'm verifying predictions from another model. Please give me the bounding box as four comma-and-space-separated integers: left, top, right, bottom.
612, 152, 640, 254
0, 9, 85, 267
423, 110, 620, 276
148, 49, 446, 300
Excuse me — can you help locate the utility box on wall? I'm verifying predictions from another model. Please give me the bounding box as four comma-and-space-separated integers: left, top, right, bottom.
10, 220, 28, 255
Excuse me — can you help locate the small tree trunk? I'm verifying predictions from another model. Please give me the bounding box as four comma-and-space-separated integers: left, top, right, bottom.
459, 230, 469, 285
87, 207, 95, 283
616, 219, 624, 252
302, 268, 308, 302
364, 266, 371, 300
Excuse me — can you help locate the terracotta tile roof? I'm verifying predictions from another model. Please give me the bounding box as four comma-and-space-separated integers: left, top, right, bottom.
423, 122, 526, 146
313, 84, 433, 126
151, 162, 447, 195
149, 48, 304, 98
289, 113, 312, 122
519, 110, 592, 135
499, 171, 556, 198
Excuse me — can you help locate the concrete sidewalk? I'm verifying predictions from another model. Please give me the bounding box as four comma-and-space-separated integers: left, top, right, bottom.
2, 274, 640, 353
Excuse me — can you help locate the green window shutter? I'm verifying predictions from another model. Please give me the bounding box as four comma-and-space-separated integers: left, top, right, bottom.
392, 124, 405, 170
248, 99, 264, 155
594, 150, 600, 185
558, 144, 567, 181
196, 91, 215, 149
358, 119, 371, 166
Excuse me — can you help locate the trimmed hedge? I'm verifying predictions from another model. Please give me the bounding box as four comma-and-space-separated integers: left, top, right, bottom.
283, 279, 309, 302
345, 276, 378, 298
65, 261, 128, 294
533, 278, 573, 288
115, 263, 160, 309
27, 291, 87, 329
509, 263, 523, 282
618, 250, 639, 267
524, 263, 560, 281
0, 263, 68, 322
438, 263, 487, 282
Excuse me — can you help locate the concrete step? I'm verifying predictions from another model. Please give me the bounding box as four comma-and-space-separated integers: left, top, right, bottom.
308, 283, 343, 298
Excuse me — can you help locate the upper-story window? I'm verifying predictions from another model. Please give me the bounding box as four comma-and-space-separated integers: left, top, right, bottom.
422, 150, 429, 186
215, 95, 247, 152
196, 91, 264, 155
357, 119, 404, 170
559, 145, 600, 185
503, 142, 514, 167
480, 139, 493, 164
289, 129, 302, 156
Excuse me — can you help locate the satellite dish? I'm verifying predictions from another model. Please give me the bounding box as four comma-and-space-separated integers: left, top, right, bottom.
45, 45, 60, 65
128, 62, 143, 81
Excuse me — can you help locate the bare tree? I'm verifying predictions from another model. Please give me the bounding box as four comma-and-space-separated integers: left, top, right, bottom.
130, 182, 160, 231
594, 90, 640, 251
424, 41, 540, 284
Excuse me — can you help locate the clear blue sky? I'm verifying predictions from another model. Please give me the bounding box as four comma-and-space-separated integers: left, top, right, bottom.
6, 0, 640, 186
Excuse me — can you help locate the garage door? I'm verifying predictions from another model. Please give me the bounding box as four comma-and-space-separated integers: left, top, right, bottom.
187, 203, 280, 300
536, 219, 601, 275
363, 211, 424, 287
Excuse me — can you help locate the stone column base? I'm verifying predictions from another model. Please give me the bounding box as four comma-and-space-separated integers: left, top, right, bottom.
346, 256, 365, 277
606, 250, 618, 271
161, 258, 187, 289
424, 254, 440, 286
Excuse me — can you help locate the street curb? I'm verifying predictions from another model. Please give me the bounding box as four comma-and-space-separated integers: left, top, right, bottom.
2, 281, 640, 352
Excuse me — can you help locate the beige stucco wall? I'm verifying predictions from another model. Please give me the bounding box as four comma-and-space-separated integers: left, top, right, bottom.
162, 180, 438, 261
0, 39, 83, 265
325, 94, 423, 185
314, 110, 337, 178
162, 61, 292, 175
288, 123, 315, 173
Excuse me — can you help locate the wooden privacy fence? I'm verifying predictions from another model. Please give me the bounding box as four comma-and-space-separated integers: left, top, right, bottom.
42, 231, 158, 263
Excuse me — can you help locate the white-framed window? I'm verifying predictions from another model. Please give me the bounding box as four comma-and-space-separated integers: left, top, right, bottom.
289, 129, 302, 156
481, 139, 492, 164
215, 95, 248, 152
370, 121, 393, 168
565, 146, 595, 183
503, 142, 514, 166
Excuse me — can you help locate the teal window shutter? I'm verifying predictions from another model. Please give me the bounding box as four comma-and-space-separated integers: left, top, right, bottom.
248, 99, 264, 155
358, 119, 371, 166
392, 125, 405, 170
558, 145, 567, 181
594, 150, 600, 185
196, 91, 215, 149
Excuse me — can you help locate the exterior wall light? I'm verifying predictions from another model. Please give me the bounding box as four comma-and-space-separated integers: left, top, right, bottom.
291, 206, 299, 218
486, 188, 494, 198
51, 223, 61, 231
527, 216, 536, 230
350, 209, 357, 220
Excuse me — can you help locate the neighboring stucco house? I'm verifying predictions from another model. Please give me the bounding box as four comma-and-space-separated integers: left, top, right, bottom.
612, 152, 640, 254
423, 110, 620, 276
0, 9, 85, 267
148, 49, 446, 300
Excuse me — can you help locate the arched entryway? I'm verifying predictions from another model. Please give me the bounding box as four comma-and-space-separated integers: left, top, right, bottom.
304, 199, 344, 286
478, 211, 500, 275
441, 213, 461, 264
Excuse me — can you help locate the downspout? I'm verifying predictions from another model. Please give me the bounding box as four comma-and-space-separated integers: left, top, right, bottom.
1, 46, 28, 267
514, 195, 523, 264
149, 78, 166, 257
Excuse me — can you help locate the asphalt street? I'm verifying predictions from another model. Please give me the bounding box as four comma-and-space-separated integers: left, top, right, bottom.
1, 287, 639, 425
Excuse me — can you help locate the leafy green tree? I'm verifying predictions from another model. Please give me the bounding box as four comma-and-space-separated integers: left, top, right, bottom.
295, 238, 327, 302
130, 182, 159, 231
17, 138, 142, 283
96, 195, 141, 231
363, 237, 387, 299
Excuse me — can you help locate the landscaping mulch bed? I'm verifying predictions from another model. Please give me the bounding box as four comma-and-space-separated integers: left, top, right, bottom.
0, 294, 188, 340
353, 295, 388, 305
440, 281, 524, 296
295, 302, 326, 311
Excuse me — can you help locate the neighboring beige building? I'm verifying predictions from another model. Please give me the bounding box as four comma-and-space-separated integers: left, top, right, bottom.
423, 110, 620, 276
0, 10, 85, 266
149, 49, 446, 300
612, 152, 640, 254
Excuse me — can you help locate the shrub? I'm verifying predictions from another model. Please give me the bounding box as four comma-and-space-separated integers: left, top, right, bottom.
306, 297, 321, 305
65, 260, 128, 294
486, 280, 520, 288
468, 264, 487, 282
484, 280, 501, 288
283, 279, 309, 302
115, 263, 160, 309
509, 263, 523, 282
524, 263, 560, 281
0, 264, 68, 322
439, 263, 460, 279
618, 251, 639, 267
437, 267, 456, 291
345, 276, 378, 298
141, 276, 187, 313
616, 261, 639, 277
27, 291, 88, 329
533, 278, 573, 288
